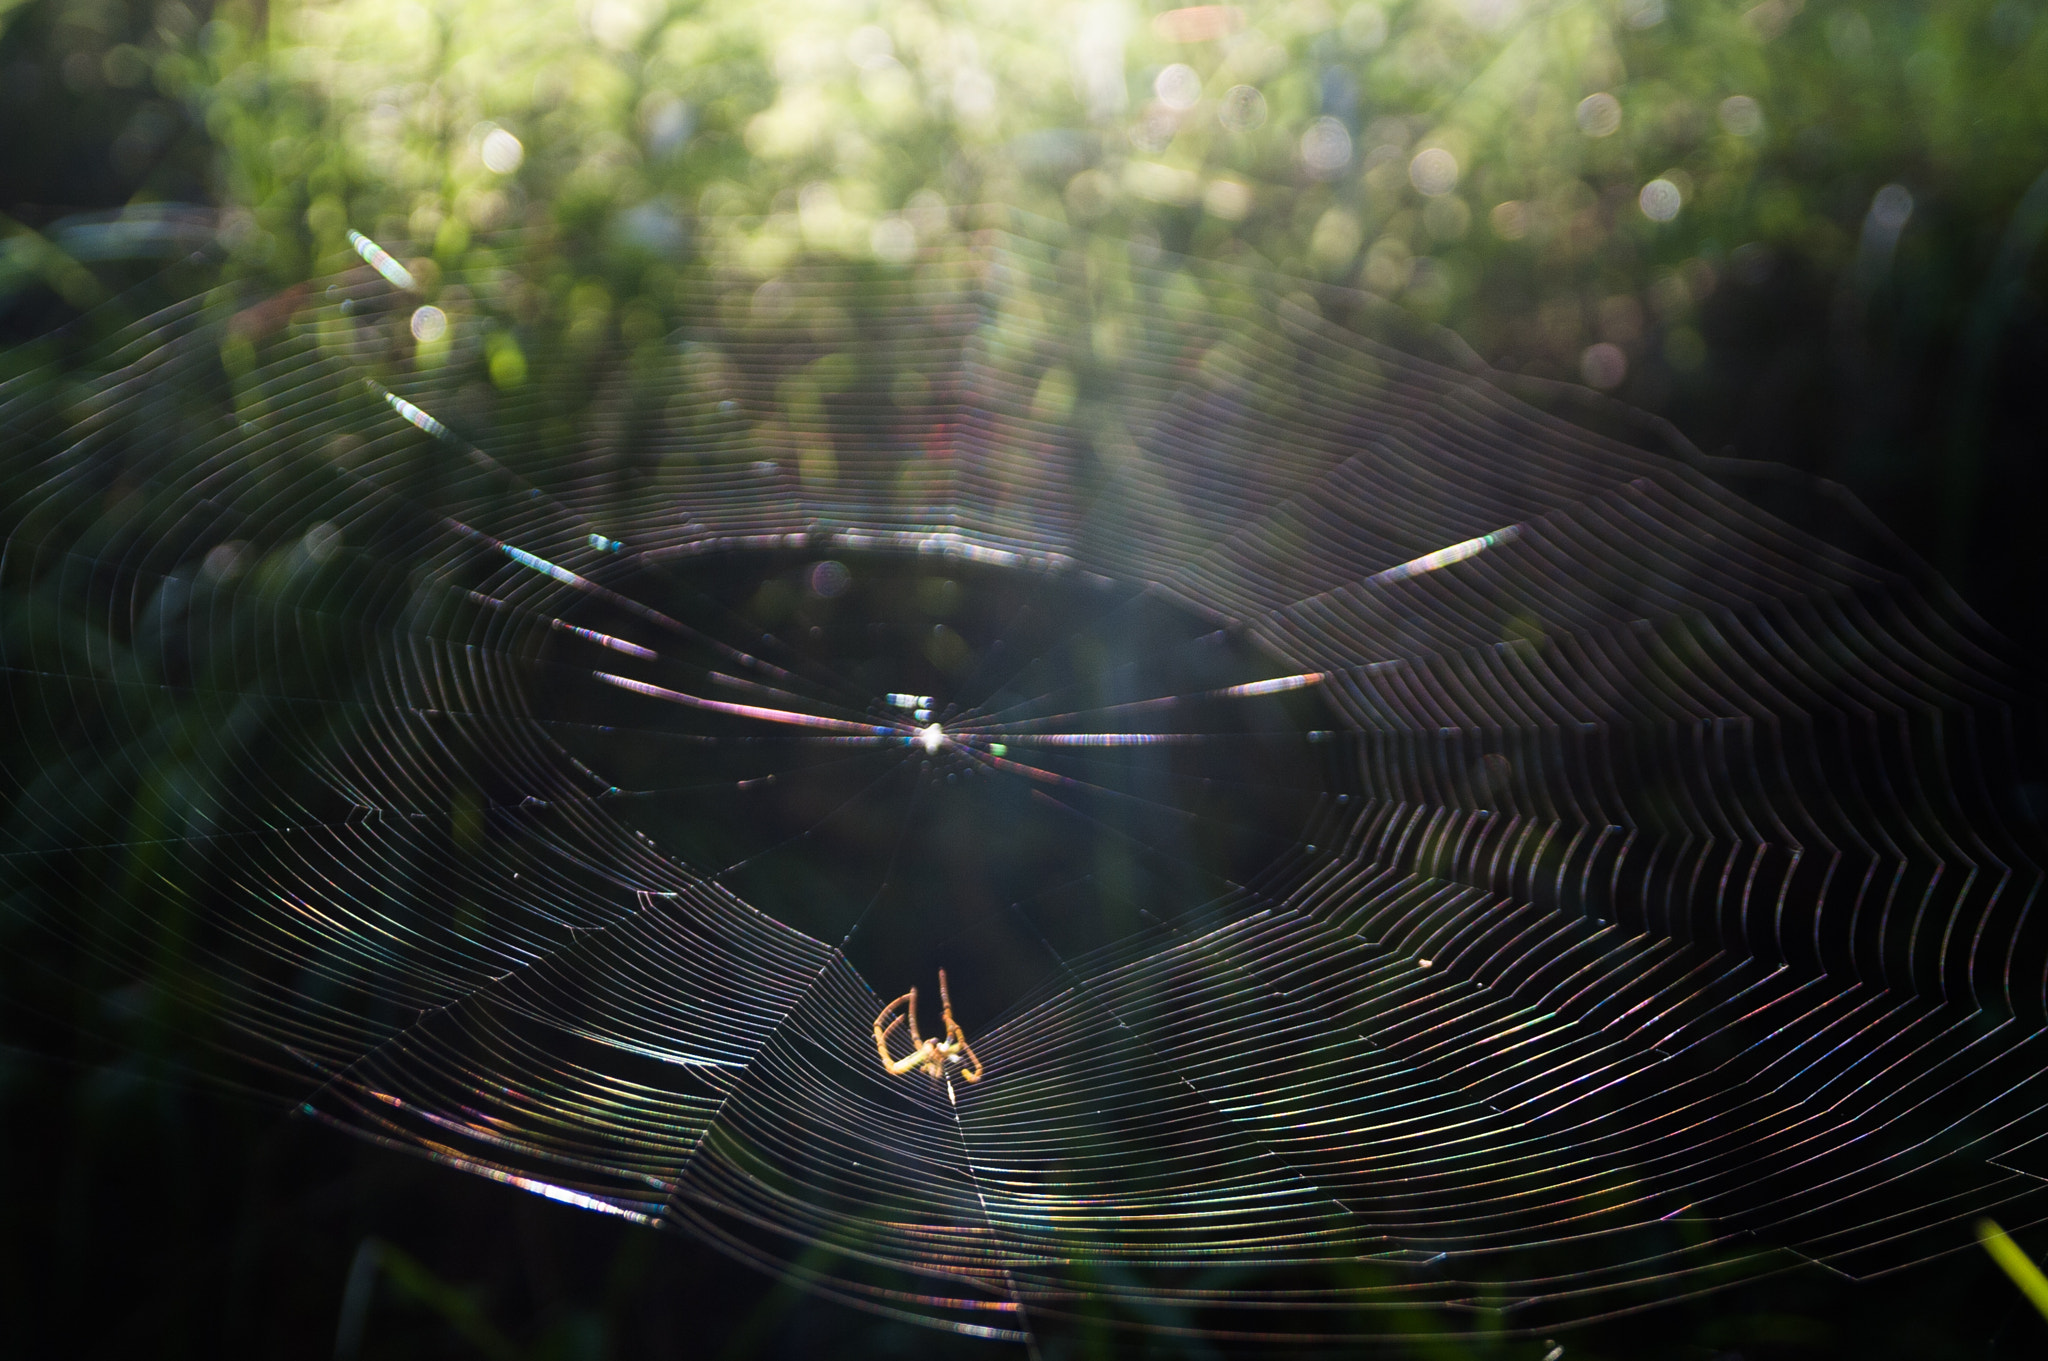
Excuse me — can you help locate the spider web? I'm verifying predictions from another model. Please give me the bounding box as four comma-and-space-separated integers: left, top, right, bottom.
3, 211, 2046, 1349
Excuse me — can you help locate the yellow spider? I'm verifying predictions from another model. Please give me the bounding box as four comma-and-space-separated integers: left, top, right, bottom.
873, 969, 983, 1083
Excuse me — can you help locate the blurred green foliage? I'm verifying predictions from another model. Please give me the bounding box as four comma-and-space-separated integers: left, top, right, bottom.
9, 0, 2046, 633
9, 0, 2047, 392
1980, 1219, 2048, 1326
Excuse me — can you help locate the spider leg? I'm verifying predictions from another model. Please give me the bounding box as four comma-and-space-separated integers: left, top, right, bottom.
877, 976, 983, 1082
904, 985, 925, 1048
873, 992, 915, 1073
936, 971, 982, 1082
950, 1025, 984, 1084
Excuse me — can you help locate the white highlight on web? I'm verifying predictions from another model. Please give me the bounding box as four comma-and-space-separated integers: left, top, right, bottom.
1368, 525, 1522, 586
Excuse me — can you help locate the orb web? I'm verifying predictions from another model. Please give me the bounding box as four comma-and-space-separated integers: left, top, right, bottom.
3, 213, 2045, 1348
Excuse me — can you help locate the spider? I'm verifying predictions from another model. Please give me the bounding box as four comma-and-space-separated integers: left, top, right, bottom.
873, 969, 983, 1083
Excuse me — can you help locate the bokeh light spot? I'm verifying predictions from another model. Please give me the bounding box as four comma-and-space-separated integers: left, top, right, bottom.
1717, 94, 1763, 136
1576, 92, 1621, 137
480, 126, 524, 174
1409, 147, 1459, 196
871, 216, 916, 264
810, 560, 851, 598
409, 305, 448, 342
1219, 84, 1268, 132
1638, 177, 1682, 221
1870, 183, 1915, 232
1579, 341, 1628, 388
1301, 117, 1353, 175
1155, 63, 1203, 111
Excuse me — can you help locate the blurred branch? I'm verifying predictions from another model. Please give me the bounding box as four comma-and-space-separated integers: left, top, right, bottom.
1977, 1218, 2048, 1323
334, 1236, 524, 1361
0, 212, 110, 310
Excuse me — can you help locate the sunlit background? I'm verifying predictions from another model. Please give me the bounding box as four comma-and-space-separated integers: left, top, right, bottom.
3, 0, 2042, 547
9, 0, 2045, 630
4, 0, 2047, 1355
